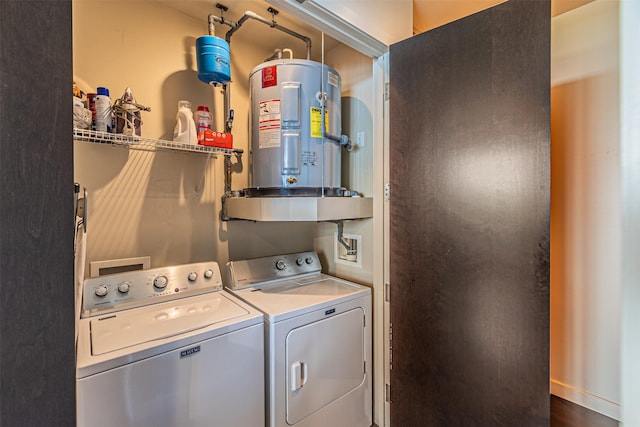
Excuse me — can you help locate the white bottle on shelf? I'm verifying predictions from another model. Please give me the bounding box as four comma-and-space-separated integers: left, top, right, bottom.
172, 100, 197, 145
95, 87, 112, 133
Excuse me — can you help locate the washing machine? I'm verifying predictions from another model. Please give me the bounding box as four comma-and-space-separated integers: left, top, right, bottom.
76, 261, 264, 427
225, 251, 372, 427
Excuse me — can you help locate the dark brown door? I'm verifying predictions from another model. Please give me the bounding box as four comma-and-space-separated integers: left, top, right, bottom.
389, 0, 550, 425
0, 0, 75, 425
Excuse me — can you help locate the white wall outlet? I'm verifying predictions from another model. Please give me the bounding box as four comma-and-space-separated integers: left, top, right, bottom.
356, 131, 365, 148
334, 232, 362, 268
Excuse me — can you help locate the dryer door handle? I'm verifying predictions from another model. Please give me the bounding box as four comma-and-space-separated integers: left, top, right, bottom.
290, 361, 308, 391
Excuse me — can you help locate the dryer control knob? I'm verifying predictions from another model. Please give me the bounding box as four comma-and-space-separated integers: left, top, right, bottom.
305, 257, 314, 265
275, 260, 287, 271
95, 285, 108, 297
296, 258, 304, 266
154, 276, 168, 289
204, 269, 214, 279
117, 282, 130, 293
188, 272, 198, 282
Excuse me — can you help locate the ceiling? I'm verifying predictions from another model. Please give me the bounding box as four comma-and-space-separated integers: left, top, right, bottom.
413, 0, 596, 34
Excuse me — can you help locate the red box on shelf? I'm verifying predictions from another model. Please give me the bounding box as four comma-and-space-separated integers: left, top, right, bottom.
198, 129, 233, 149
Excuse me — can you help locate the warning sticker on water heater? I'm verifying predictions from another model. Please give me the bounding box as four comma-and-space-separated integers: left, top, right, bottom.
259, 99, 281, 148
310, 107, 329, 139
327, 71, 339, 88
302, 150, 319, 167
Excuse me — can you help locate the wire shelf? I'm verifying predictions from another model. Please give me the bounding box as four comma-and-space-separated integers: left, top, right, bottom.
73, 128, 243, 157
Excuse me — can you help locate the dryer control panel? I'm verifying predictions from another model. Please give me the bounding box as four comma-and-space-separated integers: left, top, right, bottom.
81, 261, 223, 318
226, 251, 321, 290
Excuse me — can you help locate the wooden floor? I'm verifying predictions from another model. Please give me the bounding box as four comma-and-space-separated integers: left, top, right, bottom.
551, 395, 618, 427
373, 395, 618, 426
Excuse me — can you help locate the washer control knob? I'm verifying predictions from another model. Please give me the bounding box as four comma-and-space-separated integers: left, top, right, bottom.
275, 260, 287, 271
117, 282, 130, 293
296, 258, 304, 266
305, 257, 314, 265
204, 269, 214, 279
153, 276, 168, 289
188, 272, 198, 282
95, 285, 108, 297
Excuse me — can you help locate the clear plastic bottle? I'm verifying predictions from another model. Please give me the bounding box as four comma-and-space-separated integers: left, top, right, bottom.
172, 100, 197, 145
95, 87, 112, 133
194, 106, 213, 133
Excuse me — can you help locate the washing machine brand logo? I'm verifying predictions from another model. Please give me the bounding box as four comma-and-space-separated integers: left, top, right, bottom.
180, 345, 201, 359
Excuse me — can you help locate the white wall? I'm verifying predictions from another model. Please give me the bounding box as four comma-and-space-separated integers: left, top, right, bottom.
550, 0, 621, 419
311, 0, 412, 46
620, 1, 640, 425
313, 43, 375, 285
74, 0, 306, 270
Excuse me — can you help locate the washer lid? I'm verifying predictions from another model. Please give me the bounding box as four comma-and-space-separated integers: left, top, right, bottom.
90, 293, 249, 355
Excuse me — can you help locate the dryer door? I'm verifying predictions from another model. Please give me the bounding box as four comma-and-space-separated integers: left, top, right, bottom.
285, 307, 365, 425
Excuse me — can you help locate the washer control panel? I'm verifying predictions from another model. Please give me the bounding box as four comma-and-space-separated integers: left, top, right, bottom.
226, 251, 321, 290
81, 261, 222, 318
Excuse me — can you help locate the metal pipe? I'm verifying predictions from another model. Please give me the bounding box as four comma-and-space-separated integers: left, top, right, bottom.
223, 84, 233, 133
330, 220, 352, 252
221, 151, 244, 221
209, 9, 311, 134
224, 155, 233, 195
223, 11, 312, 60
224, 13, 251, 42
321, 33, 325, 197
207, 15, 216, 35
265, 48, 282, 61
208, 14, 236, 31
318, 31, 351, 151
269, 22, 312, 60
318, 93, 353, 151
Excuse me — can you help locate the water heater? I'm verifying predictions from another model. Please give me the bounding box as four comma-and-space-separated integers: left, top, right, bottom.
248, 59, 344, 196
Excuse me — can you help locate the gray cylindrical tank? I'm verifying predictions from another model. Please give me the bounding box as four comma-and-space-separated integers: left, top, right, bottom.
248, 59, 343, 196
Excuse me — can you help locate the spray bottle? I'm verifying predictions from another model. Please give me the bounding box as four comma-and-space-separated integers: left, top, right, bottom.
95, 87, 112, 133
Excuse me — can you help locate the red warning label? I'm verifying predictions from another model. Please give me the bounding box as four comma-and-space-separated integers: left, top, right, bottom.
258, 99, 281, 148
262, 66, 277, 88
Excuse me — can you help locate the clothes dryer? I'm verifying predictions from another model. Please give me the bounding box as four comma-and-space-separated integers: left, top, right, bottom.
226, 251, 372, 427
76, 261, 264, 427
